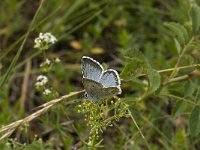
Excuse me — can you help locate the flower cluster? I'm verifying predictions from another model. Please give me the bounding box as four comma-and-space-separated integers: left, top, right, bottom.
35, 75, 53, 96
33, 32, 59, 99
34, 33, 57, 50
77, 98, 129, 148
35, 75, 48, 88
40, 58, 51, 68
43, 89, 52, 95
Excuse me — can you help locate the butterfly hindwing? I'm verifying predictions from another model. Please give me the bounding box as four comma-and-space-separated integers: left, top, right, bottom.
82, 78, 103, 100
102, 87, 121, 97
82, 56, 103, 82
82, 78, 121, 100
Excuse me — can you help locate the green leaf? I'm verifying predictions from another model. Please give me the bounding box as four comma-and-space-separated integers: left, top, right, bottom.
195, 87, 200, 104
122, 49, 149, 66
190, 5, 200, 33
164, 22, 188, 45
179, 24, 189, 43
121, 49, 150, 81
196, 64, 200, 71
173, 38, 181, 54
184, 80, 196, 97
120, 61, 144, 80
172, 101, 187, 118
147, 68, 161, 92
189, 106, 200, 136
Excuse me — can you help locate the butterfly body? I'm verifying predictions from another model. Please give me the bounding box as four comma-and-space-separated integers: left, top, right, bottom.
81, 56, 121, 101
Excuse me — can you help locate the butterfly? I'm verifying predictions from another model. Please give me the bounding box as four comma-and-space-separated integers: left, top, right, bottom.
81, 56, 121, 100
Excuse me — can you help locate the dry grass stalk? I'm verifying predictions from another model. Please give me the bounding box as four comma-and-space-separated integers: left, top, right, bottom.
0, 90, 85, 141
20, 59, 31, 110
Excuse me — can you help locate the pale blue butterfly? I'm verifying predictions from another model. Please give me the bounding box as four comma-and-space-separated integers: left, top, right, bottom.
82, 56, 121, 100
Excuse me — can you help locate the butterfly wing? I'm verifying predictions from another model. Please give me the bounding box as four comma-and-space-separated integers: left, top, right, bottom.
99, 69, 121, 94
82, 78, 104, 100
101, 87, 121, 98
82, 57, 121, 100
82, 56, 104, 82
83, 78, 121, 100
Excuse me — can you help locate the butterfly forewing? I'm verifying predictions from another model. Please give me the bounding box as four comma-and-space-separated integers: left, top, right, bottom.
82, 56, 103, 82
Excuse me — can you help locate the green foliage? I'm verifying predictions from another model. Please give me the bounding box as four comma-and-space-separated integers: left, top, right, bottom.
164, 22, 189, 46
172, 101, 187, 118
77, 98, 129, 148
121, 61, 144, 80
147, 68, 161, 93
120, 49, 148, 80
189, 106, 200, 136
0, 0, 200, 149
164, 22, 190, 55
190, 4, 200, 33
172, 130, 187, 150
196, 87, 200, 104
0, 139, 52, 150
0, 63, 2, 76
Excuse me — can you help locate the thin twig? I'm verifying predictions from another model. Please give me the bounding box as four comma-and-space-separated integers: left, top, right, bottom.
128, 110, 152, 150
157, 64, 199, 74
166, 70, 200, 84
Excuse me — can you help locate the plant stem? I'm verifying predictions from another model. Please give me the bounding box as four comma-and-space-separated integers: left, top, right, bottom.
123, 64, 200, 79
128, 109, 152, 150
157, 64, 199, 74
166, 70, 200, 83
168, 37, 194, 80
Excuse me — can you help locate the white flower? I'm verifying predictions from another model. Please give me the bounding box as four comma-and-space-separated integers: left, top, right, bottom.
45, 58, 51, 65
34, 32, 57, 50
55, 57, 61, 63
37, 75, 48, 83
43, 89, 52, 95
40, 58, 51, 67
35, 75, 48, 88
